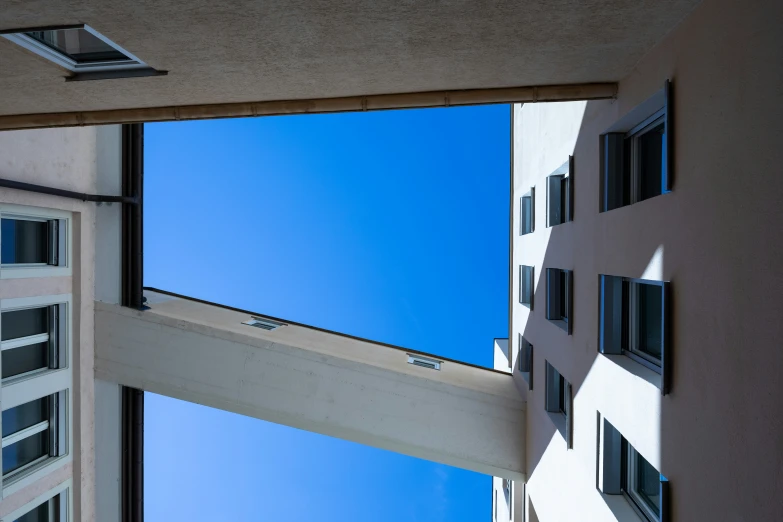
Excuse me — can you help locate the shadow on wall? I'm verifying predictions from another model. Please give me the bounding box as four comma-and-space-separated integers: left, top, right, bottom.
515, 14, 783, 516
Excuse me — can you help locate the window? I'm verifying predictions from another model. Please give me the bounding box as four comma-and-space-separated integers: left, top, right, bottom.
1, 392, 66, 483
520, 188, 535, 235
503, 479, 513, 520
1, 218, 62, 267
2, 481, 70, 521
601, 81, 672, 212
1, 25, 161, 80
599, 275, 670, 393
1, 305, 65, 383
407, 354, 442, 371
0, 206, 70, 279
0, 295, 72, 494
546, 268, 572, 334
544, 361, 572, 448
546, 156, 574, 227
519, 265, 534, 309
518, 335, 533, 390
598, 416, 669, 522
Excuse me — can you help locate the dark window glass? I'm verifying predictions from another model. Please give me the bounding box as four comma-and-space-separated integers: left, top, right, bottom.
2, 397, 48, 437
560, 271, 568, 321
635, 451, 661, 517
639, 123, 665, 201
558, 374, 566, 414
2, 430, 49, 475
1, 307, 49, 341
25, 29, 129, 63
1, 219, 48, 265
3, 342, 49, 379
636, 284, 663, 361
520, 266, 533, 307
14, 499, 51, 522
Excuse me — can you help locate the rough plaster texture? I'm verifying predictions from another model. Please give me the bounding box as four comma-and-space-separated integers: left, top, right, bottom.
0, 125, 120, 522
94, 295, 526, 479
0, 0, 700, 116
511, 0, 783, 519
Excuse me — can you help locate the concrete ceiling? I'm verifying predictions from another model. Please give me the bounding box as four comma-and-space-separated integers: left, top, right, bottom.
0, 0, 701, 116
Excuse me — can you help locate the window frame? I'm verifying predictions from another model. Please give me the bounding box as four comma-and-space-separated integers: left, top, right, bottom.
519, 265, 534, 309
0, 205, 70, 280
546, 268, 572, 334
518, 335, 533, 390
1, 303, 67, 385
544, 361, 572, 448
520, 187, 535, 235
598, 415, 669, 522
0, 294, 72, 496
600, 80, 672, 213
545, 156, 574, 227
0, 24, 148, 74
623, 443, 662, 522
598, 274, 671, 394
0, 478, 71, 521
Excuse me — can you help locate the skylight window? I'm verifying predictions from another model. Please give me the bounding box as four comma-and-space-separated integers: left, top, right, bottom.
1, 25, 161, 79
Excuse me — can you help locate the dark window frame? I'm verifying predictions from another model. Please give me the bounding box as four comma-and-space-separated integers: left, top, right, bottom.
546, 268, 572, 334
544, 361, 572, 448
546, 156, 574, 227
600, 80, 672, 213
519, 265, 534, 309
598, 274, 671, 394
518, 335, 533, 390
520, 187, 535, 235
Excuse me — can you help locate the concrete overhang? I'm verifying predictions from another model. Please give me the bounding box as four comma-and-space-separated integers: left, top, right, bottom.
0, 0, 700, 125
95, 290, 526, 479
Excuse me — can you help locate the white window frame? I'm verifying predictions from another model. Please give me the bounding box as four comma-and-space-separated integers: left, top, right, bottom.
1, 25, 148, 74
0, 294, 72, 498
0, 204, 71, 280
0, 478, 71, 521
1, 302, 67, 386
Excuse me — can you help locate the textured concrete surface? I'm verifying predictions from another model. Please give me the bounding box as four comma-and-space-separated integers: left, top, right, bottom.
0, 0, 700, 116
95, 295, 526, 479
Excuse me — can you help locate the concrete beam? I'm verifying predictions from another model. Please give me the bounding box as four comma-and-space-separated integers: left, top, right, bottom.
94, 293, 525, 479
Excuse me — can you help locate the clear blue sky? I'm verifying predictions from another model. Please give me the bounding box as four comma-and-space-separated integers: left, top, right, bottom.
143, 105, 510, 521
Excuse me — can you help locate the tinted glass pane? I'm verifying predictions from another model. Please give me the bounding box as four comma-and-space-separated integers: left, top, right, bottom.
639, 123, 665, 201
2, 397, 48, 437
1, 307, 49, 341
558, 375, 566, 414
25, 29, 129, 63
560, 271, 568, 320
3, 342, 49, 379
2, 430, 49, 475
637, 283, 663, 361
521, 196, 532, 234
636, 451, 661, 517
14, 500, 51, 522
520, 266, 533, 306
1, 219, 48, 265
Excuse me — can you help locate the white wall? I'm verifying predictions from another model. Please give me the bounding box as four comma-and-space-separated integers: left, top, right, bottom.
512, 0, 783, 519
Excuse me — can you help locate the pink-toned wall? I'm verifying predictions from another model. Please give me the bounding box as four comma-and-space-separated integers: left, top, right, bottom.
512, 0, 783, 519
0, 126, 118, 522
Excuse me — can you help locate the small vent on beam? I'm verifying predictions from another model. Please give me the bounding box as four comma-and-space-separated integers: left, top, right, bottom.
242, 317, 285, 331
407, 354, 442, 371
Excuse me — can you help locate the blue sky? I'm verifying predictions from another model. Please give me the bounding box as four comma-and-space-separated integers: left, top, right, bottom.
143, 105, 510, 521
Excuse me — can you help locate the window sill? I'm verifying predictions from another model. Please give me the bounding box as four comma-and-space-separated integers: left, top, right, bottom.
601, 353, 661, 390
548, 318, 570, 334
65, 67, 167, 82
547, 411, 568, 440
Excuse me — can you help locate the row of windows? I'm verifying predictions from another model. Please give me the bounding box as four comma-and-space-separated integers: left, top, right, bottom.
519, 81, 672, 237
519, 267, 670, 381
0, 205, 74, 521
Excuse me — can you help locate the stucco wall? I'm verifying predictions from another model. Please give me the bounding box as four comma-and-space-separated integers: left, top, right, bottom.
0, 125, 121, 521
512, 0, 783, 519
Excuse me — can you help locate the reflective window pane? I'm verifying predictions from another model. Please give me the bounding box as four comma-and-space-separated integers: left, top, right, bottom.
2, 430, 49, 475
1, 307, 49, 341
3, 342, 49, 379
635, 451, 661, 517
1, 219, 48, 265
14, 499, 51, 522
2, 397, 48, 437
25, 29, 129, 63
639, 123, 665, 201
636, 283, 663, 361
